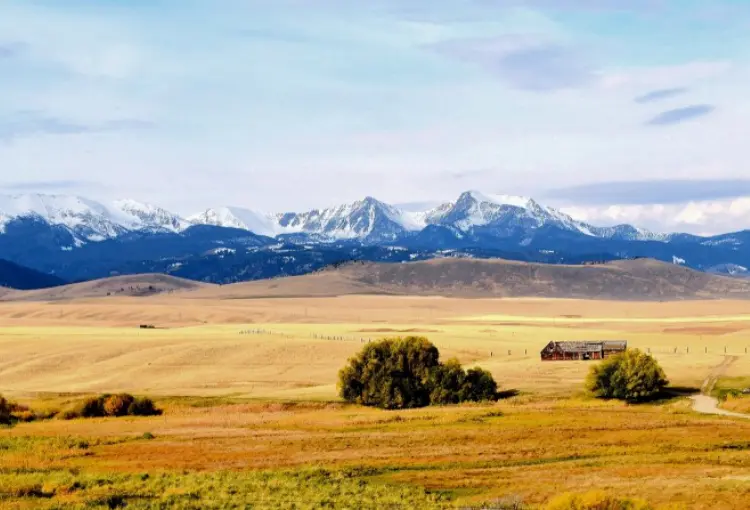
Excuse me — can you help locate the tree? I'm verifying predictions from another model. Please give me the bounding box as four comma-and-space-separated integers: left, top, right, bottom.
339, 337, 499, 409
429, 358, 466, 405
459, 367, 498, 402
586, 349, 668, 403
339, 336, 439, 409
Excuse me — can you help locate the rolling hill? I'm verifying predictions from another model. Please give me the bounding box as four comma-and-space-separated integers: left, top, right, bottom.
188, 258, 750, 301
1, 273, 212, 301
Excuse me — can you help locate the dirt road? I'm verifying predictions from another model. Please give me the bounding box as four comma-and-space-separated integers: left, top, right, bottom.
691, 356, 750, 419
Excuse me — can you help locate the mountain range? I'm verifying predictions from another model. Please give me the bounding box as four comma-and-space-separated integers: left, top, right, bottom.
0, 190, 748, 284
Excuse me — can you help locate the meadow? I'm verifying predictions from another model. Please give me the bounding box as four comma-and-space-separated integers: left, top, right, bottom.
2, 295, 750, 508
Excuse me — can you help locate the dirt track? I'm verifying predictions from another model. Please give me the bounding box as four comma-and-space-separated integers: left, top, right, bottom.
692, 356, 750, 419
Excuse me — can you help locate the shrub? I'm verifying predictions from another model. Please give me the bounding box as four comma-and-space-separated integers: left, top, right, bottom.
545, 490, 652, 510
339, 337, 499, 409
0, 395, 12, 425
586, 349, 669, 403
104, 394, 135, 417
75, 396, 107, 418
61, 394, 161, 419
128, 397, 162, 417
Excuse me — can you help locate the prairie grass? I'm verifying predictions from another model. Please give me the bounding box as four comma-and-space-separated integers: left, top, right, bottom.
2, 397, 750, 509
3, 297, 750, 507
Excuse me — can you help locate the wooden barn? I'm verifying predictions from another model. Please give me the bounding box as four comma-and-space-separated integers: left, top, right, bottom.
540, 340, 627, 361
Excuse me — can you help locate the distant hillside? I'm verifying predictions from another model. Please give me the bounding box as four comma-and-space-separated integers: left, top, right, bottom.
0, 259, 67, 290
2, 273, 212, 301
189, 258, 750, 301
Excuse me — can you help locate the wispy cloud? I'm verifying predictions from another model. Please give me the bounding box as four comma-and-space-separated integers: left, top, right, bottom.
646, 105, 715, 126
546, 179, 750, 205
0, 179, 102, 192
634, 87, 688, 104
0, 112, 154, 142
446, 168, 495, 181
431, 37, 594, 92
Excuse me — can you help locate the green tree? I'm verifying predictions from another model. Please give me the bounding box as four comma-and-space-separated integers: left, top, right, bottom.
429, 358, 466, 405
586, 349, 668, 403
339, 336, 439, 409
459, 367, 498, 402
339, 337, 499, 409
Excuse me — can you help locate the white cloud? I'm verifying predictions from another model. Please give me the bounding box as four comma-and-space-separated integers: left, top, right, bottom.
563, 197, 750, 235
0, 0, 749, 235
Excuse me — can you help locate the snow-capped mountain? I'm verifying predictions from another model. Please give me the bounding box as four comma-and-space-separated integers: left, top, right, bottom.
423, 191, 595, 237
590, 224, 669, 242
5, 190, 750, 284
0, 194, 189, 243
188, 207, 281, 237
187, 191, 664, 244
0, 190, 671, 247
275, 196, 424, 242
112, 199, 191, 233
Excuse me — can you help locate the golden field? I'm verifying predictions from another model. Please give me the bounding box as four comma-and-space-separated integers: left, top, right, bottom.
2, 295, 750, 399
2, 293, 750, 508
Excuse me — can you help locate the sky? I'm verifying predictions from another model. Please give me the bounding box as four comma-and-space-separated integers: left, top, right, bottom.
1, 0, 750, 235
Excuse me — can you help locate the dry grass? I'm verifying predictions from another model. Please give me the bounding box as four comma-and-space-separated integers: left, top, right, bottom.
1, 297, 750, 399
2, 296, 750, 507
2, 397, 750, 508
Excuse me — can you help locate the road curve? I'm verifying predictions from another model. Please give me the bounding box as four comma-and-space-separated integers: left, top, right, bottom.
691, 356, 750, 419
691, 395, 750, 419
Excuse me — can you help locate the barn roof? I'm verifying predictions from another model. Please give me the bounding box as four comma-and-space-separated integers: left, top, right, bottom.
543, 340, 627, 353
550, 341, 604, 353
602, 340, 627, 349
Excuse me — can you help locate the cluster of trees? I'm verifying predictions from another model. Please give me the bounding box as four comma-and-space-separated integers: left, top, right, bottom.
338, 336, 498, 409
586, 349, 669, 403
61, 394, 162, 420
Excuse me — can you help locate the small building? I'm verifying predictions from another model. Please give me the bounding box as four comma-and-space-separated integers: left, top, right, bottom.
541, 340, 627, 361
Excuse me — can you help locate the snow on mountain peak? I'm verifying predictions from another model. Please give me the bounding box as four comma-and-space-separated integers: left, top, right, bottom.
0, 194, 124, 238
464, 190, 534, 209
273, 196, 416, 241
111, 199, 191, 233
0, 193, 191, 241
0, 190, 673, 245
188, 207, 282, 237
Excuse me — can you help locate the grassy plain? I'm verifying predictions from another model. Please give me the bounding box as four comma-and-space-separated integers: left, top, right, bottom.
2, 295, 750, 508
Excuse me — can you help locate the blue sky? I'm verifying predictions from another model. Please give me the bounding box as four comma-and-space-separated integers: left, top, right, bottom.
1, 0, 750, 233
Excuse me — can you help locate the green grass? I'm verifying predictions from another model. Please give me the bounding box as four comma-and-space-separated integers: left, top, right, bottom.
0, 467, 452, 509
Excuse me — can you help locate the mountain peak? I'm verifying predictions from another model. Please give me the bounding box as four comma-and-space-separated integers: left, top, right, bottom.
461, 190, 535, 209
